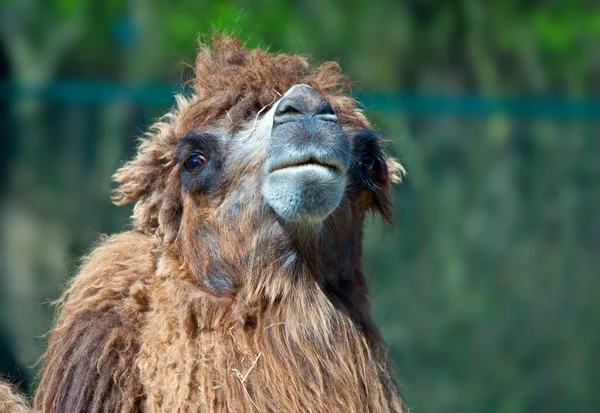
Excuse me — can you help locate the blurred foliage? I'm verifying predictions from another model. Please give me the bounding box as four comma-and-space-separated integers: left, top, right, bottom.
0, 1, 599, 412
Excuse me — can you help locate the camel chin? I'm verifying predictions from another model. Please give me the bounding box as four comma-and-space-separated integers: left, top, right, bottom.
262, 164, 346, 222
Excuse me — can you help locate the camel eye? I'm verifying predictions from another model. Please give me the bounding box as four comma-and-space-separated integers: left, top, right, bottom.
360, 153, 375, 171
185, 154, 206, 172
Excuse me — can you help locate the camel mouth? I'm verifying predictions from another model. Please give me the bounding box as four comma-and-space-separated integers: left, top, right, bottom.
262, 131, 350, 223
268, 157, 344, 175
262, 157, 347, 223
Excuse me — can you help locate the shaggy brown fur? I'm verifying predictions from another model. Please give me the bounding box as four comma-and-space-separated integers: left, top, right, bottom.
0, 382, 30, 413
1, 36, 406, 413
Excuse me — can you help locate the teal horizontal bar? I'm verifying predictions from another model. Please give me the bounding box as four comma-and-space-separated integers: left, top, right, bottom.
355, 92, 600, 119
1, 80, 599, 118
0, 80, 179, 107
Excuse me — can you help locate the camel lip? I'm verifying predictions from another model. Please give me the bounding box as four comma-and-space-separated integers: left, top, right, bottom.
268, 157, 345, 175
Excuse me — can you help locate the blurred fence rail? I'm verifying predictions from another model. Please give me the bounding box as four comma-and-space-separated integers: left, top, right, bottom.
2, 80, 600, 117
0, 80, 599, 412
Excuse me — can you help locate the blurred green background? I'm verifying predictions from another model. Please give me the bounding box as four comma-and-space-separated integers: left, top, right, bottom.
0, 1, 599, 412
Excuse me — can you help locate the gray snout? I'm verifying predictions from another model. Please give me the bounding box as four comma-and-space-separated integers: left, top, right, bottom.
273, 84, 338, 126
262, 85, 350, 223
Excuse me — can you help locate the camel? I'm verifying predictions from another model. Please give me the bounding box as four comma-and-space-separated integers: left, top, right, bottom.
0, 36, 406, 413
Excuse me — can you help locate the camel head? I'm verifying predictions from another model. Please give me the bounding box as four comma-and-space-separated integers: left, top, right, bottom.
112, 37, 403, 299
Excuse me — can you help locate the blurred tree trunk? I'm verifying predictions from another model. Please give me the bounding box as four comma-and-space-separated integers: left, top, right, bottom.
0, 0, 170, 381
0, 0, 85, 374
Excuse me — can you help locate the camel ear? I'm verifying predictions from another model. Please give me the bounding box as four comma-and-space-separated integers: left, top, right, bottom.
386, 157, 406, 185
112, 139, 162, 206
112, 136, 167, 231
371, 156, 405, 226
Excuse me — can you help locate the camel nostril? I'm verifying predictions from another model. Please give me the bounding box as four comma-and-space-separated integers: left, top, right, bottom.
275, 99, 305, 118
312, 100, 335, 117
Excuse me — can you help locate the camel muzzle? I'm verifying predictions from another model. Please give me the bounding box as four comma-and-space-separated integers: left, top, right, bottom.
262, 84, 350, 223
